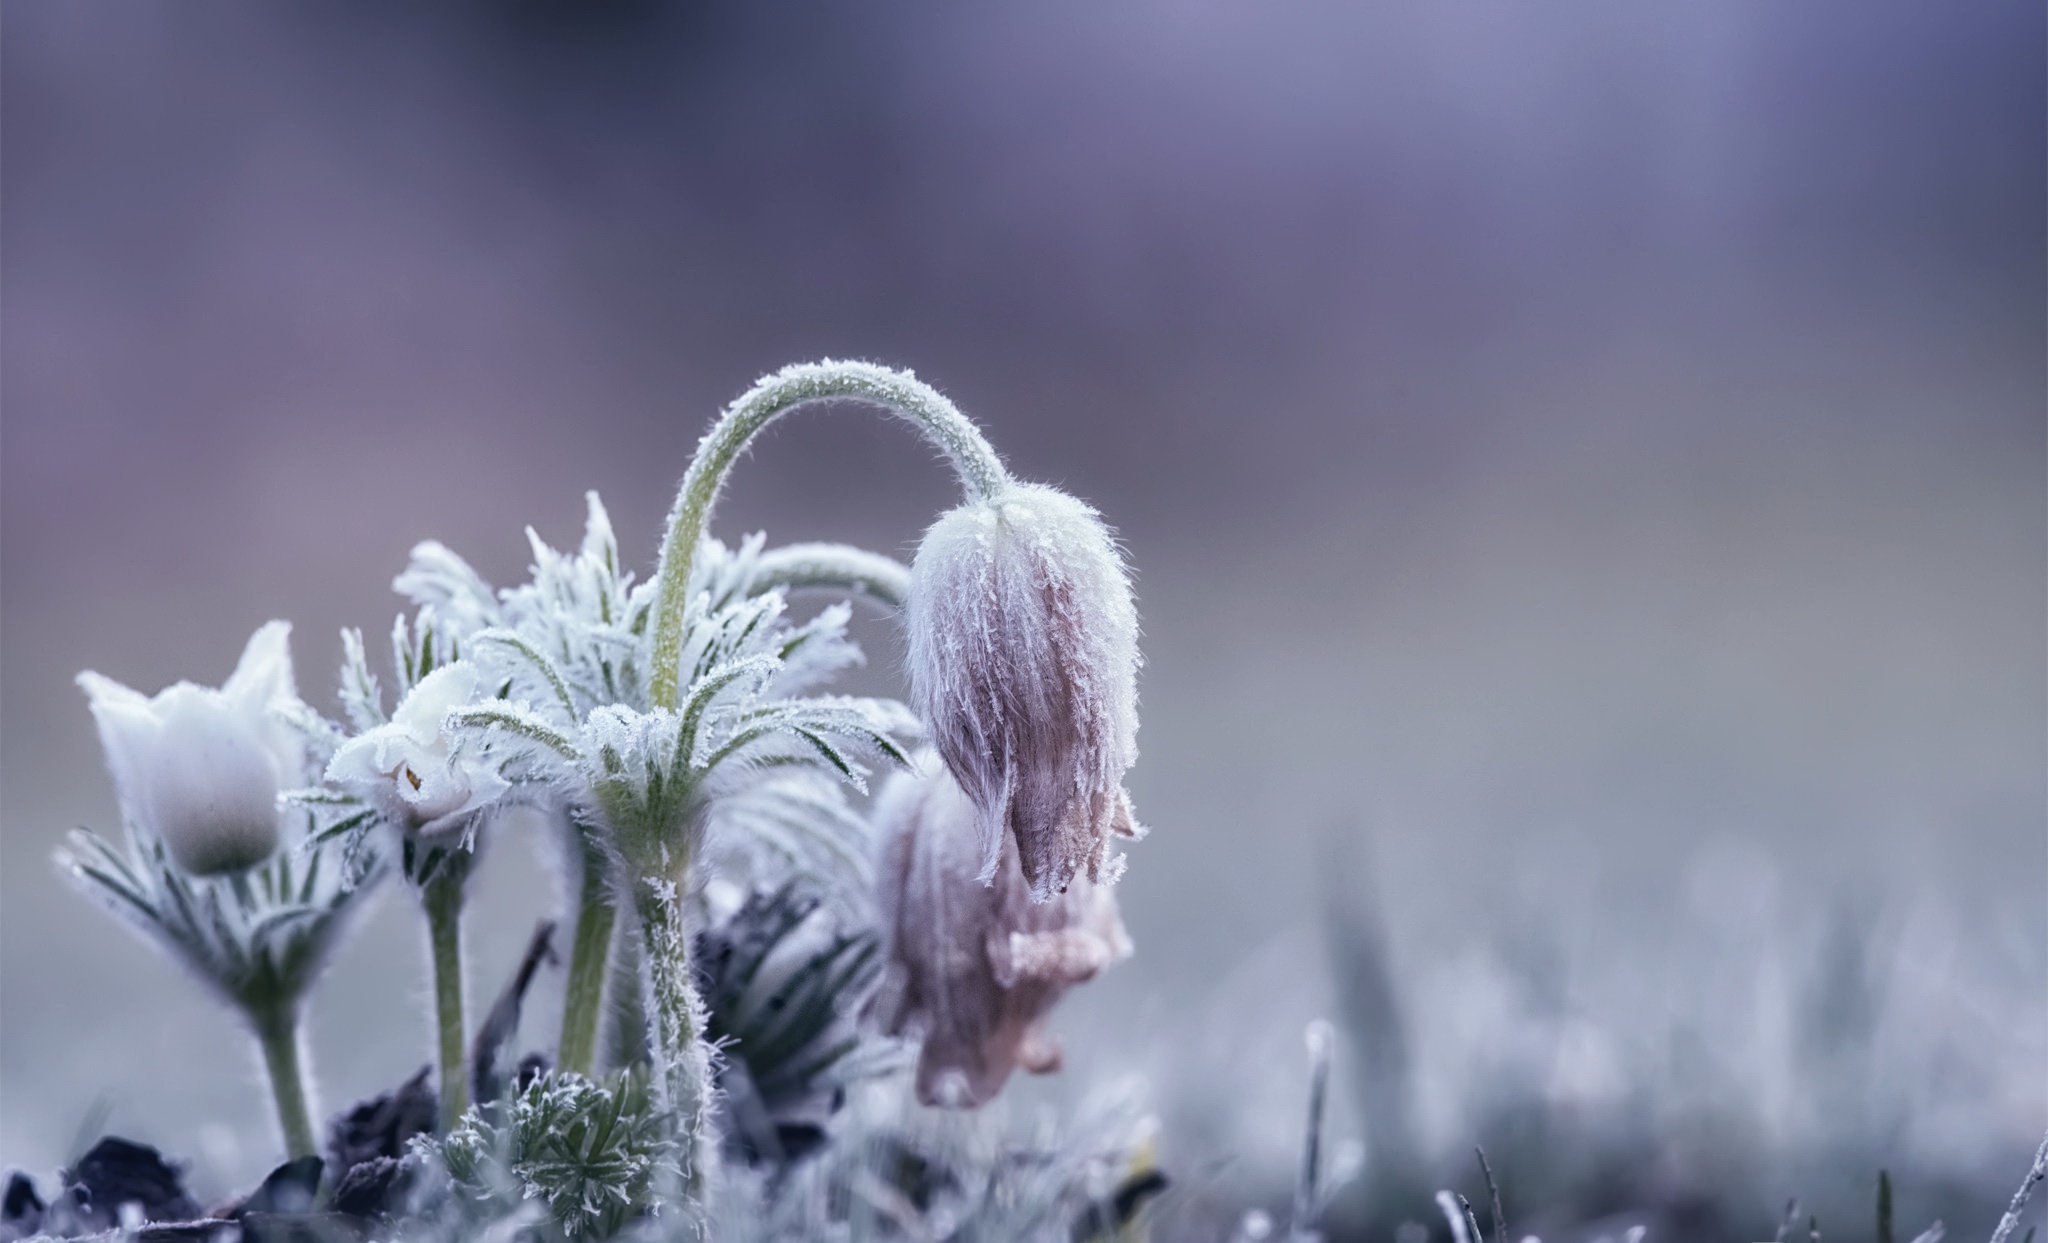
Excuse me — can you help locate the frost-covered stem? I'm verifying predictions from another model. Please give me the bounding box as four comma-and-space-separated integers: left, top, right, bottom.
650, 360, 1010, 709
557, 834, 617, 1078
248, 1001, 317, 1160
1990, 1129, 2048, 1243
422, 866, 470, 1131
633, 875, 715, 1230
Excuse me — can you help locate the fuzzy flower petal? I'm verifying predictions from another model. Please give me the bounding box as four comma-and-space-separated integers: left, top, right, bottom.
907, 482, 1141, 902
873, 761, 1132, 1108
75, 621, 304, 877
327, 663, 511, 838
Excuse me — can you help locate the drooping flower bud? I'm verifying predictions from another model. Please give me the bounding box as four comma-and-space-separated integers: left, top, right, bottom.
907, 482, 1141, 902
873, 761, 1133, 1108
76, 621, 304, 876
327, 662, 510, 839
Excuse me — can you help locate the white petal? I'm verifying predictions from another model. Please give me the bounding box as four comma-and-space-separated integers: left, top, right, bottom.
144, 685, 282, 874
221, 621, 308, 785
222, 620, 298, 711
391, 662, 483, 735
326, 728, 406, 786
76, 670, 162, 833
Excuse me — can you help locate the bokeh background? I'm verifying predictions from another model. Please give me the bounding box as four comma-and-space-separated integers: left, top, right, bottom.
4, 2, 2043, 1238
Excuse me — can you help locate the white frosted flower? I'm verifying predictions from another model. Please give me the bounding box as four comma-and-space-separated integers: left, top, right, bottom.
907, 481, 1142, 903
873, 761, 1132, 1108
76, 621, 304, 877
327, 662, 510, 838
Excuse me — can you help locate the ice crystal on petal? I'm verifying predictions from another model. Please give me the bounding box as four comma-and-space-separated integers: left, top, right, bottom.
872, 761, 1132, 1108
907, 482, 1142, 902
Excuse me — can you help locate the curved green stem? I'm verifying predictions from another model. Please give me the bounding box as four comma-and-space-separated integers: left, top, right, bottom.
650, 361, 1010, 710
556, 833, 617, 1077
421, 863, 470, 1131
634, 872, 715, 1226
249, 1001, 317, 1160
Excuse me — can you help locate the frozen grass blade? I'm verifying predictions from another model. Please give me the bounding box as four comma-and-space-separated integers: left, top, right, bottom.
1776, 1199, 1803, 1243
1990, 1131, 2048, 1243
1459, 1193, 1486, 1243
1438, 1191, 1472, 1243
1477, 1146, 1507, 1243
1291, 1019, 1333, 1242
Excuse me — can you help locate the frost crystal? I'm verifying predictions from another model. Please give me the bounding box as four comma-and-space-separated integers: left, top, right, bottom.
907, 482, 1142, 902
872, 761, 1132, 1108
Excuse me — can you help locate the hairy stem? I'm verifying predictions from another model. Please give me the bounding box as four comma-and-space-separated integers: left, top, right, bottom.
634, 874, 716, 1229
421, 864, 470, 1131
249, 1001, 317, 1161
557, 833, 618, 1077
650, 360, 1010, 709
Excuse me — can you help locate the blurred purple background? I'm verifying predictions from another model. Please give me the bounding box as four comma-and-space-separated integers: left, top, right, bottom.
4, 0, 2042, 1231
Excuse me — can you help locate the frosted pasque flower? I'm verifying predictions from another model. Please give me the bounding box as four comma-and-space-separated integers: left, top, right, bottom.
76, 621, 305, 876
327, 662, 510, 838
907, 481, 1142, 902
873, 761, 1132, 1108
64, 619, 384, 1159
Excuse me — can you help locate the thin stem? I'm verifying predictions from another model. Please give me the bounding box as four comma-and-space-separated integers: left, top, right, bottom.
249, 1001, 317, 1160
1476, 1147, 1508, 1243
649, 361, 1010, 709
422, 863, 470, 1131
633, 872, 716, 1229
1292, 1019, 1333, 1241
557, 833, 618, 1077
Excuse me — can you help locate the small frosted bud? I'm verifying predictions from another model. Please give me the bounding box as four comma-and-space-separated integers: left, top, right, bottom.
872, 761, 1133, 1108
907, 482, 1141, 903
327, 663, 510, 838
76, 622, 304, 876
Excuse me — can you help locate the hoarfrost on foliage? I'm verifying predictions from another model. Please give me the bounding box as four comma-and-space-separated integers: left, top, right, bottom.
52, 361, 1158, 1242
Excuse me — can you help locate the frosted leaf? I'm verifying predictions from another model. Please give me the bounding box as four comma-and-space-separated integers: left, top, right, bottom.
392, 540, 501, 640
699, 771, 875, 902
337, 627, 386, 733
747, 542, 912, 609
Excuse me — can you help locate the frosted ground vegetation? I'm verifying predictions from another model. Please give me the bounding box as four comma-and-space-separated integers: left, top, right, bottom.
24, 360, 2045, 1243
